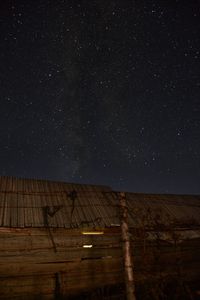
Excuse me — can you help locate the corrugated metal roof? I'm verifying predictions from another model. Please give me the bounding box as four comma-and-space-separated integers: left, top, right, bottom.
126, 193, 200, 228
0, 177, 115, 228
0, 176, 199, 229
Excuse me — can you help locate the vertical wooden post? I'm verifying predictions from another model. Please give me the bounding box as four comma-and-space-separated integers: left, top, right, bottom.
119, 192, 136, 300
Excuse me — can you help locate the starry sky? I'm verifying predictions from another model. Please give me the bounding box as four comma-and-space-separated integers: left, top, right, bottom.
0, 1, 200, 194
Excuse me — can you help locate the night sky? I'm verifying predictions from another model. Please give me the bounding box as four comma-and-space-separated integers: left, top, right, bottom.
0, 1, 200, 194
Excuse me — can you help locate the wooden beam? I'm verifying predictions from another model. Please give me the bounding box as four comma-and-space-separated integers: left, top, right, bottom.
119, 192, 136, 300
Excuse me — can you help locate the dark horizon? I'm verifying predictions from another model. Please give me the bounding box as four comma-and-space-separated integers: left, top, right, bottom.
1, 1, 200, 195
0, 174, 200, 196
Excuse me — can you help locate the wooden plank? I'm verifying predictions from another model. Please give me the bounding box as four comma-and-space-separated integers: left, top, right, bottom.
0, 247, 122, 264
0, 231, 121, 252
0, 274, 55, 297
0, 257, 123, 279
0, 294, 54, 300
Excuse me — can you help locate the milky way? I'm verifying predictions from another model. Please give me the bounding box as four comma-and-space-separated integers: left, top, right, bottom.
0, 1, 200, 194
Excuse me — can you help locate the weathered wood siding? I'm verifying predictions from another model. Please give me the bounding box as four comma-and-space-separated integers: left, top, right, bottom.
0, 227, 200, 299
0, 228, 123, 299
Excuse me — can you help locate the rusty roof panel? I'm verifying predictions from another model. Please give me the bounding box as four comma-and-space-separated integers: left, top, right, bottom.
0, 176, 113, 228
126, 193, 200, 227
0, 177, 199, 229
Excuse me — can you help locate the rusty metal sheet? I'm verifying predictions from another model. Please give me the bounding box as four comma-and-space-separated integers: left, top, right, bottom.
0, 177, 199, 230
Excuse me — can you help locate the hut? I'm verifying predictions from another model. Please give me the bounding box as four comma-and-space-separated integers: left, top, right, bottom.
0, 176, 200, 299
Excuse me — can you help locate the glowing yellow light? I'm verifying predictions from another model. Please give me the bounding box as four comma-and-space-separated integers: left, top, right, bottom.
82, 231, 104, 235
83, 245, 93, 248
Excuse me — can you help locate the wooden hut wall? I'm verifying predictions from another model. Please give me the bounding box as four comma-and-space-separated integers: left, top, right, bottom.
1, 227, 200, 299
0, 227, 124, 299
0, 177, 200, 299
